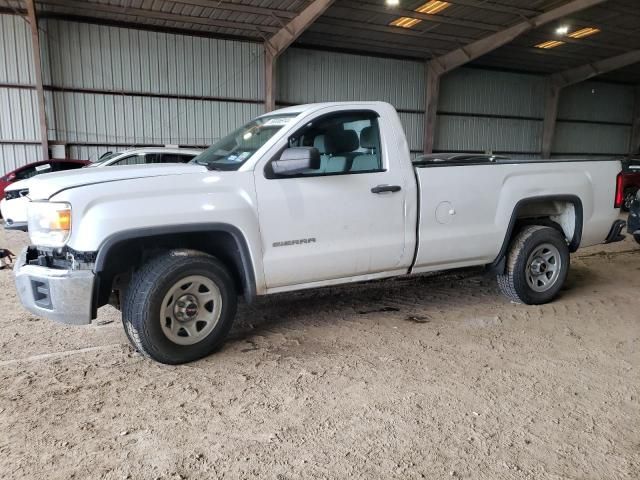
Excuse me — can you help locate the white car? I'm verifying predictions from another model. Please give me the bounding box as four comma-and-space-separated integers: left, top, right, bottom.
13, 102, 625, 364
1, 148, 202, 230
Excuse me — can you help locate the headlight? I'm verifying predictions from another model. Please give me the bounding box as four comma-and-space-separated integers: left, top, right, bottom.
28, 202, 72, 247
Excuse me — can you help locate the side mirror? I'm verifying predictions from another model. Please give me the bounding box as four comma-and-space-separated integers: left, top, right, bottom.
272, 147, 320, 175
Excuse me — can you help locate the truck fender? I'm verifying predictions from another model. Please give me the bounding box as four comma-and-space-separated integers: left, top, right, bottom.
489, 195, 583, 274
92, 223, 257, 315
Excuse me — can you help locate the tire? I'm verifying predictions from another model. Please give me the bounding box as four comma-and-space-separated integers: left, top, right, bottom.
635, 234, 640, 245
122, 250, 237, 364
497, 225, 570, 305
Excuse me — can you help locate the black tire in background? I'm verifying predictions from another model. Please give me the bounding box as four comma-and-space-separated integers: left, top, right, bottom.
497, 225, 570, 305
634, 234, 640, 245
122, 250, 237, 364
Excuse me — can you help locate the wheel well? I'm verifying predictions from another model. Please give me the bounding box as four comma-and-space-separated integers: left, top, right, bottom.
94, 229, 254, 310
490, 196, 583, 274
512, 198, 577, 244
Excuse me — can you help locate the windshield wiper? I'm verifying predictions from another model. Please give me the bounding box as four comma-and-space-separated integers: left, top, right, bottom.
196, 161, 224, 171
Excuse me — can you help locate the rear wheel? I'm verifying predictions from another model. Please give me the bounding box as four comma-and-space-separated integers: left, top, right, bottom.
122, 250, 237, 364
497, 225, 570, 305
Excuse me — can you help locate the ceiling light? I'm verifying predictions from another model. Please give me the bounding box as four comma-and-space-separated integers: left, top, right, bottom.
385, 0, 400, 5
390, 16, 422, 28
568, 27, 600, 39
555, 25, 569, 35
415, 1, 451, 15
534, 40, 565, 49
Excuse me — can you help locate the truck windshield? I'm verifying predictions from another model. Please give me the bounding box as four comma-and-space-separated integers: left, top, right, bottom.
192, 114, 299, 171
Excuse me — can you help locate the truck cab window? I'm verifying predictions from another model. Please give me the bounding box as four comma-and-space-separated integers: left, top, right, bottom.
282, 111, 383, 177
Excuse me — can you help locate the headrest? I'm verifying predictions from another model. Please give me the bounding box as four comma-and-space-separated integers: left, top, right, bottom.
333, 130, 359, 153
360, 126, 378, 149
313, 134, 333, 154
313, 130, 359, 154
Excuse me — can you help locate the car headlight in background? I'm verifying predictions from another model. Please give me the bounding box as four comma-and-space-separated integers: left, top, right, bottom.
28, 202, 72, 247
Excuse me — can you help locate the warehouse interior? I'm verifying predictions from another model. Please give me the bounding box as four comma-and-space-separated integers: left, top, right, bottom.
0, 0, 639, 174
1, 1, 640, 479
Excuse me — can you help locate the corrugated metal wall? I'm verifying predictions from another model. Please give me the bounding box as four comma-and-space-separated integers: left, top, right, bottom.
278, 48, 425, 152
0, 14, 42, 172
436, 68, 545, 155
0, 12, 636, 175
553, 81, 634, 156
40, 19, 264, 161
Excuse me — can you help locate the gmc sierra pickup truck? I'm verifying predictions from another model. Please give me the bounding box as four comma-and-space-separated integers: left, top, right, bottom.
13, 102, 625, 364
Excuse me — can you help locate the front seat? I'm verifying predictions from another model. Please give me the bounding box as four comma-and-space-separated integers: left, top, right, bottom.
351, 126, 380, 172
313, 130, 359, 173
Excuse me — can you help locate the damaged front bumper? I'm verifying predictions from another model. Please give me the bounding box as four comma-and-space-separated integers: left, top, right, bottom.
13, 247, 95, 325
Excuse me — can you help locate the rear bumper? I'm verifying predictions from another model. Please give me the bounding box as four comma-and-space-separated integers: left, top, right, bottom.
604, 219, 627, 244
13, 247, 94, 325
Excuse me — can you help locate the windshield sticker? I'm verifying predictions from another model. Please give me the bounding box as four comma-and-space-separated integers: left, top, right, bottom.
263, 117, 292, 127
238, 152, 251, 160
35, 164, 51, 172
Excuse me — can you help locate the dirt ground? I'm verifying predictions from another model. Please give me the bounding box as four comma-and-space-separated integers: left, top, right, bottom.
0, 224, 639, 480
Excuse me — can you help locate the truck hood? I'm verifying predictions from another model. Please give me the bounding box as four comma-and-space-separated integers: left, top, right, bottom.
27, 163, 208, 200
5, 178, 31, 192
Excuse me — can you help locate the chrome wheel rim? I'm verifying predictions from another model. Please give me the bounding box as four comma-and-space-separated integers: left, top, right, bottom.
526, 243, 562, 293
160, 275, 222, 346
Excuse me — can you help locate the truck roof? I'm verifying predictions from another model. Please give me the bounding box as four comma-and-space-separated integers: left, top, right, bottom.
262, 101, 393, 117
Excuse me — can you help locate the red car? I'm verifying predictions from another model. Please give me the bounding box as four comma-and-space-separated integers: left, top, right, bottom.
620, 158, 640, 211
0, 159, 89, 200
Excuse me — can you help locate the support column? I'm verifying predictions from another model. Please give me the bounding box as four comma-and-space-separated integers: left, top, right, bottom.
25, 0, 49, 159
541, 80, 561, 159
630, 85, 640, 156
423, 62, 441, 154
264, 48, 277, 113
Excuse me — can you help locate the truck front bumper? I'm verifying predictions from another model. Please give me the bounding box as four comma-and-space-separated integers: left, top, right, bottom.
13, 247, 94, 325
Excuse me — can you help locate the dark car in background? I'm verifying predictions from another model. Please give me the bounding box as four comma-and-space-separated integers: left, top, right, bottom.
620, 158, 640, 211
627, 190, 640, 245
0, 159, 89, 200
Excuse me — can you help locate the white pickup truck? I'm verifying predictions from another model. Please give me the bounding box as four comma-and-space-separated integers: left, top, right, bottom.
13, 102, 625, 364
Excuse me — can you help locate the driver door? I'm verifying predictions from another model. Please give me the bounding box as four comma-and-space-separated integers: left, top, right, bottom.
254, 110, 408, 290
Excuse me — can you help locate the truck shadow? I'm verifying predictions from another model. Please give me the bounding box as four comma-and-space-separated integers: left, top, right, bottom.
226, 263, 604, 347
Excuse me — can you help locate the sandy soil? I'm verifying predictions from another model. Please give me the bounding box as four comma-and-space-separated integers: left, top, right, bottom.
1, 225, 639, 479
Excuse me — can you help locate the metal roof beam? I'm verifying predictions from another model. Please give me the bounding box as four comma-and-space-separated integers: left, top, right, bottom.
447, 0, 540, 17
542, 49, 640, 157
264, 0, 336, 112
423, 0, 609, 153
167, 1, 298, 19
36, 0, 279, 33
431, 0, 609, 75
337, 0, 503, 32
551, 50, 640, 88
265, 0, 337, 58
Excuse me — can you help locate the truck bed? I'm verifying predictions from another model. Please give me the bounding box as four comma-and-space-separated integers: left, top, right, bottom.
411, 158, 621, 273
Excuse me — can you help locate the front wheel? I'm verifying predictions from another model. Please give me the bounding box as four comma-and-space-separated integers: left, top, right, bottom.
497, 225, 570, 305
122, 250, 237, 364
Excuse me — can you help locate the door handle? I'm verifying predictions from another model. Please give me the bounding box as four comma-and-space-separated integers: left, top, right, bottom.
371, 184, 402, 194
